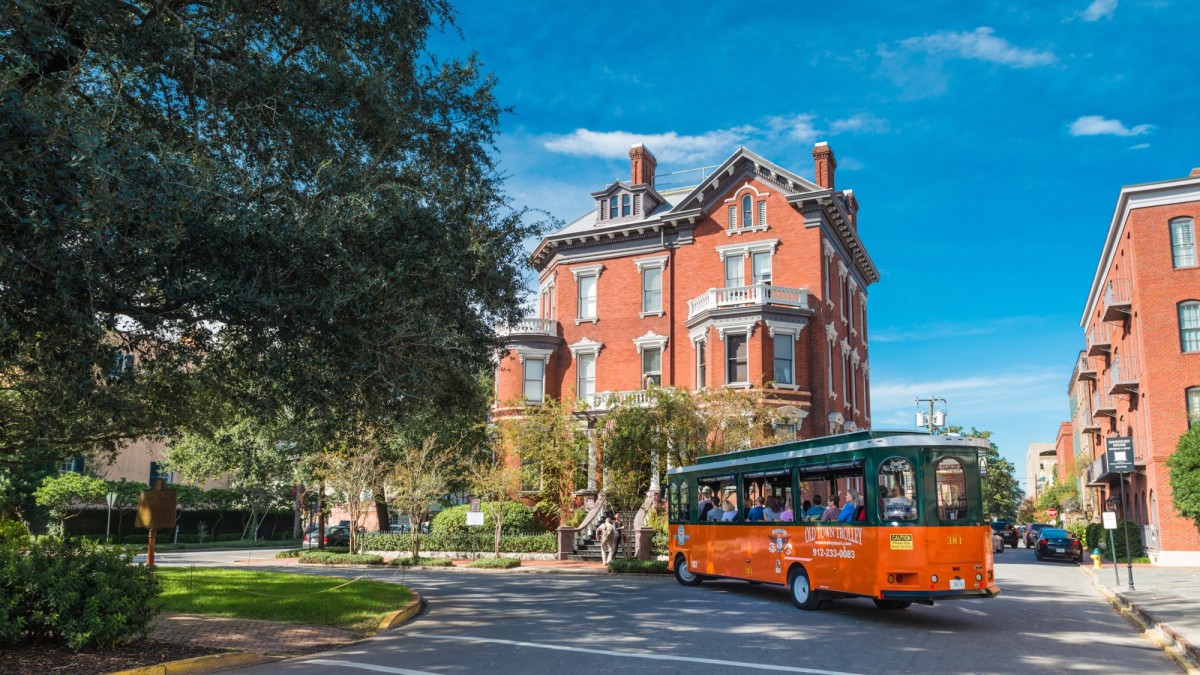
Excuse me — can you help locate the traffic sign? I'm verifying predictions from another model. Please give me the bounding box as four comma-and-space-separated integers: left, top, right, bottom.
1102, 511, 1118, 530
1047, 507, 1058, 518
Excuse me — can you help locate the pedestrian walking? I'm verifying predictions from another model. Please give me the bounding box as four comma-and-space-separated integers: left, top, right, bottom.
597, 517, 615, 564
612, 513, 624, 559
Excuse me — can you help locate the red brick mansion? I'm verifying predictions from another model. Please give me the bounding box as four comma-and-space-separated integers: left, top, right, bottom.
493, 142, 878, 487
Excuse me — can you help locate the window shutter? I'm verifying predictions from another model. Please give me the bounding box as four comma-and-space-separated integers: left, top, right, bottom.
728, 205, 737, 229
758, 201, 767, 227
633, 194, 641, 215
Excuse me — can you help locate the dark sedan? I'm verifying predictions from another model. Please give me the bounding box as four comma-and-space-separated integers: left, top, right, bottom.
1035, 528, 1083, 563
990, 521, 1019, 548
1024, 522, 1051, 548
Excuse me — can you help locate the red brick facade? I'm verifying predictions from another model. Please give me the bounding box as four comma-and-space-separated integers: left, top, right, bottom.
494, 144, 878, 444
1077, 168, 1200, 565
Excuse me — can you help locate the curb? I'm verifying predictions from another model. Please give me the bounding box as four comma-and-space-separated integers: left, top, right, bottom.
1081, 567, 1200, 674
108, 651, 276, 675
378, 592, 423, 631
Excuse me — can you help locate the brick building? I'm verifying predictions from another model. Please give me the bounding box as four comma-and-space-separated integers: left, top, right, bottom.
1075, 167, 1200, 565
494, 142, 878, 491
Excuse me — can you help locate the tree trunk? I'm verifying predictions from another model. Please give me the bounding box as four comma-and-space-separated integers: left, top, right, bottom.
317, 480, 326, 551
374, 490, 389, 534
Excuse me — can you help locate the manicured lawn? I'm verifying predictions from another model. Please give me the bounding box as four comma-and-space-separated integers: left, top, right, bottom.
157, 568, 412, 634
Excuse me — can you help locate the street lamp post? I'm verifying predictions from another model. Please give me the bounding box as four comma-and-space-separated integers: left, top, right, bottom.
105, 491, 117, 543
1118, 474, 1136, 591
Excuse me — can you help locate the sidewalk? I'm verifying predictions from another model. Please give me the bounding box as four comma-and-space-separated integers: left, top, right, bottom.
1082, 562, 1200, 672
230, 554, 612, 574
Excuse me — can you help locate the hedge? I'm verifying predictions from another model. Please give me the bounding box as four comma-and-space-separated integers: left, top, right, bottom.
1085, 521, 1144, 559
430, 502, 543, 537
652, 532, 669, 556
608, 559, 669, 574
392, 557, 454, 567
297, 551, 384, 565
467, 557, 520, 569
360, 531, 556, 554
0, 529, 160, 649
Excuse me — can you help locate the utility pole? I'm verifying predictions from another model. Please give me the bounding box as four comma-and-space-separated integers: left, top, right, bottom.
915, 397, 947, 434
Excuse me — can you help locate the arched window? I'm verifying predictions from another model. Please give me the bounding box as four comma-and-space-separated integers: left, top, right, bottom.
1171, 217, 1197, 268
1180, 301, 1200, 352
935, 458, 967, 521
878, 457, 917, 521
741, 194, 753, 228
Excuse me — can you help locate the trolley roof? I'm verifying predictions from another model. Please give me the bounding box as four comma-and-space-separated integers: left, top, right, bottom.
667, 430, 990, 477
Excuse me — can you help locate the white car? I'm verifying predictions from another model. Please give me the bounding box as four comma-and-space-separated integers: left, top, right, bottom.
992, 533, 1005, 554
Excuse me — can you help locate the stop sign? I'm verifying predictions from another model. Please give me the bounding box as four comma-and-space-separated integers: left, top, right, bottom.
1047, 507, 1058, 517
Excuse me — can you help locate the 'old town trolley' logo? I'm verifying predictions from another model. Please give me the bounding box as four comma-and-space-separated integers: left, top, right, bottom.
767, 528, 792, 555
803, 526, 864, 546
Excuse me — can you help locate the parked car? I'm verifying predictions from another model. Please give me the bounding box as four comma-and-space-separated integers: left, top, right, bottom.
1024, 523, 1051, 548
1034, 528, 1083, 563
990, 521, 1019, 548
302, 526, 351, 548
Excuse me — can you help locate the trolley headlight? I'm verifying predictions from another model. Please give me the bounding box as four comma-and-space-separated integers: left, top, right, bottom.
975, 573, 983, 582
931, 574, 939, 584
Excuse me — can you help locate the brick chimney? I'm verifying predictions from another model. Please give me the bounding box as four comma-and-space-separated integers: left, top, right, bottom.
844, 189, 859, 230
813, 142, 836, 191
630, 144, 657, 188
1191, 167, 1200, 177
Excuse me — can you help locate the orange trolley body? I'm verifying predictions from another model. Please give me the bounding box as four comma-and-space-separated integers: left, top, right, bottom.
666, 431, 1000, 609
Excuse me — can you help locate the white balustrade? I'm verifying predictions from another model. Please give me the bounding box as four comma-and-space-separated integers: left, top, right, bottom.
687, 284, 809, 320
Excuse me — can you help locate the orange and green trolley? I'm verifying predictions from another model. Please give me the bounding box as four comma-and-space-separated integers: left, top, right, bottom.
666, 430, 1001, 610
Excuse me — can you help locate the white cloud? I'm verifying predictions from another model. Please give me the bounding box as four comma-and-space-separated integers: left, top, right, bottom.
829, 114, 890, 135
1068, 115, 1154, 137
542, 128, 749, 164
543, 115, 888, 164
1128, 142, 1150, 150
1081, 0, 1118, 21
897, 27, 1057, 68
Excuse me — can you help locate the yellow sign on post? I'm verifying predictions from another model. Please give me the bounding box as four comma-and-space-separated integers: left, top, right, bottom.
136, 479, 178, 529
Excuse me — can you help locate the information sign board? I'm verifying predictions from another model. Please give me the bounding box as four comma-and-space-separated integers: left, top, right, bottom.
1102, 511, 1118, 530
465, 511, 485, 526
1105, 436, 1136, 473
135, 479, 177, 529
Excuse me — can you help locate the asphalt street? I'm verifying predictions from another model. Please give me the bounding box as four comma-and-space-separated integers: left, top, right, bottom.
212, 545, 1180, 675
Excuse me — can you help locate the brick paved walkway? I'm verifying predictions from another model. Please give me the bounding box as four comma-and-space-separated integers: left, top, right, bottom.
152, 613, 360, 655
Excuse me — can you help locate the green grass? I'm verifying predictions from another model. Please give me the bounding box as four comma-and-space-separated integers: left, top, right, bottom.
157, 568, 412, 634
607, 559, 669, 574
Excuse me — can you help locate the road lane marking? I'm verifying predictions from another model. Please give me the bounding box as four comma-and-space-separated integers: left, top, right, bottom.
957, 607, 987, 615
302, 659, 438, 674
403, 632, 861, 674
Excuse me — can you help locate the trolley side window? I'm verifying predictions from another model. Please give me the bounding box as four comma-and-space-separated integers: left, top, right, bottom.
796, 460, 866, 522
742, 469, 792, 522
878, 456, 918, 522
935, 458, 968, 521
697, 475, 738, 523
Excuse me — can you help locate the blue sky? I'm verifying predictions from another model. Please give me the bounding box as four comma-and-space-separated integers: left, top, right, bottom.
431, 0, 1200, 484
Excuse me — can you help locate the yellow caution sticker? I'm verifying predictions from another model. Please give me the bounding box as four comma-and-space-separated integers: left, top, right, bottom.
890, 534, 914, 550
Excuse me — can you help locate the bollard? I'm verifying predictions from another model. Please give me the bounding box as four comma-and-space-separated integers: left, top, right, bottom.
1091, 548, 1102, 569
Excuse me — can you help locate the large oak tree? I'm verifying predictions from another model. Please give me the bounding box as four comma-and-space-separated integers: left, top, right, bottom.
1, 1, 539, 476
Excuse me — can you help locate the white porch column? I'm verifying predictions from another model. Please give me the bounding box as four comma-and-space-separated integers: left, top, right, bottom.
587, 430, 598, 491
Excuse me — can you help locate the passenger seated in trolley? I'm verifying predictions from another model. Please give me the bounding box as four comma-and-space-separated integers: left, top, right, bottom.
720, 499, 737, 521
884, 485, 915, 520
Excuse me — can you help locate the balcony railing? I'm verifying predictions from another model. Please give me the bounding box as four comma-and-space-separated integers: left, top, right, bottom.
1075, 353, 1096, 381
584, 388, 673, 411
1109, 354, 1140, 394
1093, 387, 1117, 417
1102, 278, 1132, 321
501, 317, 559, 337
687, 284, 809, 321
1087, 323, 1113, 356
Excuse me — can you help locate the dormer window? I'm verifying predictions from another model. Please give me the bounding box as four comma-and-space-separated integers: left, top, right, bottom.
622, 194, 631, 217
724, 183, 770, 236
609, 196, 618, 220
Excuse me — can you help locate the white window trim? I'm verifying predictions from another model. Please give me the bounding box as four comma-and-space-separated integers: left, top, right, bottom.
514, 346, 555, 363
636, 256, 668, 317
771, 331, 797, 391
522, 356, 548, 404
568, 337, 603, 357
632, 330, 668, 353
574, 265, 603, 325
722, 329, 752, 388
822, 240, 835, 309
723, 182, 771, 236
694, 337, 707, 392
576, 352, 596, 405
716, 239, 779, 261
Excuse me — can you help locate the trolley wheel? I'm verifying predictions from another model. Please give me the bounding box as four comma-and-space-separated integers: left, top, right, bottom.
788, 566, 822, 610
873, 599, 911, 610
674, 555, 702, 587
